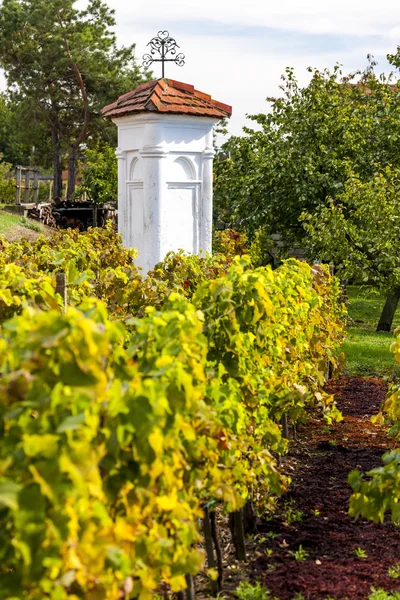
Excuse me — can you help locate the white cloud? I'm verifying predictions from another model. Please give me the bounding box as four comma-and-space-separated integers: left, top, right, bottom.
110, 0, 400, 37
108, 0, 399, 137
3, 0, 400, 140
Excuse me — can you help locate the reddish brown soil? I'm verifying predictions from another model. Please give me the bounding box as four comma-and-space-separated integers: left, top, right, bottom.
251, 377, 400, 599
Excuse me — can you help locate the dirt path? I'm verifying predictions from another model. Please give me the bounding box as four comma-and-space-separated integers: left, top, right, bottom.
250, 377, 400, 599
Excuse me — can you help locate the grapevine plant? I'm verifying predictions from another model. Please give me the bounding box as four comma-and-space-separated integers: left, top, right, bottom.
349, 328, 400, 524
0, 226, 345, 598
0, 225, 234, 321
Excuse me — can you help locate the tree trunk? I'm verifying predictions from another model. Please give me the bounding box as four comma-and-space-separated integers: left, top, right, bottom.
377, 287, 400, 332
51, 126, 63, 199
67, 146, 76, 200
58, 12, 90, 203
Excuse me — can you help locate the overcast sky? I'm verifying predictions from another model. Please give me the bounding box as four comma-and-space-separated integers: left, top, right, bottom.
102, 0, 400, 137
2, 1, 399, 138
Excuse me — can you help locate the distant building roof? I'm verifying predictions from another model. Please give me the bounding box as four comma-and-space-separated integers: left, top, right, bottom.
102, 78, 232, 120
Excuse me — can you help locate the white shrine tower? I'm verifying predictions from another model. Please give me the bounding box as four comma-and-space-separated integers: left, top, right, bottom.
102, 78, 232, 273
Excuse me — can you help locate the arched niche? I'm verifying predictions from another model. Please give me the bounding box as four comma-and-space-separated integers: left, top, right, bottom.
170, 156, 196, 181
129, 156, 143, 181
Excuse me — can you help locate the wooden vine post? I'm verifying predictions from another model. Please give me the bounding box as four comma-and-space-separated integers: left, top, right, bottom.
203, 506, 219, 596
55, 273, 67, 313
210, 511, 223, 590
177, 576, 196, 600
281, 413, 289, 439
229, 510, 247, 561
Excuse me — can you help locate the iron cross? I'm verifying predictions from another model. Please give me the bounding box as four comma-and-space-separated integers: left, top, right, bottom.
142, 31, 185, 78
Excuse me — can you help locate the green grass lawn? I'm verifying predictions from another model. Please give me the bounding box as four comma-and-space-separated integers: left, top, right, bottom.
342, 286, 400, 377
0, 209, 43, 235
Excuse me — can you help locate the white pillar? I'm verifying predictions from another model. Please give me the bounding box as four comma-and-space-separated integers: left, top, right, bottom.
140, 148, 167, 271
201, 135, 215, 254
116, 147, 127, 240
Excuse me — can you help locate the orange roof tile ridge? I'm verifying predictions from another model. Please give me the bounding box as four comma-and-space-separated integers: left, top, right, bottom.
102, 78, 232, 119
132, 80, 158, 94
157, 79, 169, 91
194, 89, 212, 102
165, 79, 195, 94
211, 99, 232, 113
149, 90, 163, 110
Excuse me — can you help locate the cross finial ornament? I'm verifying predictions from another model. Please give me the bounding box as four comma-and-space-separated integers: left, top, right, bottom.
142, 31, 185, 78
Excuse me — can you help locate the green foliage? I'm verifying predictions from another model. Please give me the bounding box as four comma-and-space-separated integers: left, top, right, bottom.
20, 217, 42, 232
213, 228, 275, 268
76, 142, 117, 204
0, 153, 16, 204
0, 0, 149, 194
282, 499, 304, 525
194, 258, 346, 432
248, 227, 276, 267
0, 223, 140, 318
0, 211, 45, 236
349, 324, 400, 524
0, 226, 345, 597
303, 167, 400, 291
388, 564, 400, 579
289, 545, 309, 561
214, 62, 400, 248
368, 589, 400, 600
213, 228, 249, 256
0, 299, 217, 597
235, 581, 272, 600
352, 547, 368, 559
0, 226, 236, 320
0, 93, 32, 165
349, 449, 400, 524
0, 262, 61, 322
141, 250, 234, 314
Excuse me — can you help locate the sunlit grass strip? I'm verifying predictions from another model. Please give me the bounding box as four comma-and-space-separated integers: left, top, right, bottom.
342, 286, 400, 377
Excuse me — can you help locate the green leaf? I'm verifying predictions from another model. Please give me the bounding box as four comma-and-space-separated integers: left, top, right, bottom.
59, 362, 98, 386
23, 434, 59, 458
57, 413, 86, 433
348, 470, 362, 492
0, 479, 22, 510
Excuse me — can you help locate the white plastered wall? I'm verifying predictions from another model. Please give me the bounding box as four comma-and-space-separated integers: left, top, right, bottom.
113, 113, 217, 274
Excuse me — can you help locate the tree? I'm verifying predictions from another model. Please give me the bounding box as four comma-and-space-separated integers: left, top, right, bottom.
0, 94, 31, 166
302, 166, 400, 331
0, 153, 17, 203
76, 142, 117, 204
0, 94, 54, 174
0, 0, 149, 199
214, 61, 400, 247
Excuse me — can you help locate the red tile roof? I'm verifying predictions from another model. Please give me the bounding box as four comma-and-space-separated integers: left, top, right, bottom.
102, 79, 232, 120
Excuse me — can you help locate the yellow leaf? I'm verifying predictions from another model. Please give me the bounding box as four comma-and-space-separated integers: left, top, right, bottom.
148, 429, 163, 455
156, 494, 177, 511
169, 575, 186, 592
207, 568, 219, 581
371, 412, 385, 426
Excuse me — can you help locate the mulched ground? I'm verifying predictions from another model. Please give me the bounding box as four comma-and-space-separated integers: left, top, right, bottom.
248, 377, 400, 600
